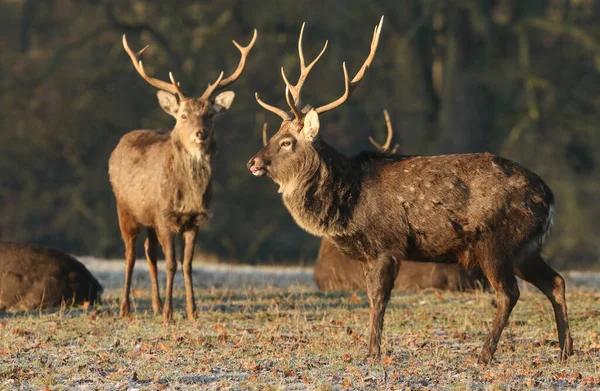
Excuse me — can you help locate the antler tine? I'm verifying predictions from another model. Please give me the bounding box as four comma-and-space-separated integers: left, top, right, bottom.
315, 16, 383, 114
255, 92, 291, 121
382, 109, 393, 150
201, 71, 225, 100
122, 34, 186, 100
201, 29, 258, 99
285, 85, 303, 120
168, 72, 185, 100
281, 23, 329, 108
262, 123, 268, 147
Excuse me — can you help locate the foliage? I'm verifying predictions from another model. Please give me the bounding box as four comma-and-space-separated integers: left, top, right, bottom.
0, 0, 598, 266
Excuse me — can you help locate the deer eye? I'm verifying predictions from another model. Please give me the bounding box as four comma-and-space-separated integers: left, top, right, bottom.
181, 114, 187, 119
280, 140, 292, 148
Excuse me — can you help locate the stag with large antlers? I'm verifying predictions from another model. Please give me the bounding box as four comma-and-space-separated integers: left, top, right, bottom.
248, 18, 572, 363
110, 30, 257, 321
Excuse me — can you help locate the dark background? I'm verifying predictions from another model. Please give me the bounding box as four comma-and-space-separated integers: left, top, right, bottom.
0, 0, 598, 268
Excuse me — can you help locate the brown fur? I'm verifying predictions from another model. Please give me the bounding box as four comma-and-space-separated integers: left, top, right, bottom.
110, 30, 256, 321
314, 238, 488, 292
109, 97, 229, 321
248, 110, 573, 363
0, 242, 102, 310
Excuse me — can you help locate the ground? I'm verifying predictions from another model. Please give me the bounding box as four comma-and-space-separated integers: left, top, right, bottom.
1, 260, 599, 390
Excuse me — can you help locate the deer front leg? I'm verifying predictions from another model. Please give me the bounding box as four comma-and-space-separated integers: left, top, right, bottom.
117, 206, 139, 317
363, 254, 399, 357
157, 229, 176, 321
182, 229, 198, 320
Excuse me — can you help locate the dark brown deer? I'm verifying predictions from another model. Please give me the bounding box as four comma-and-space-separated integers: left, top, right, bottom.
0, 242, 102, 310
312, 111, 487, 292
247, 18, 572, 363
110, 30, 257, 321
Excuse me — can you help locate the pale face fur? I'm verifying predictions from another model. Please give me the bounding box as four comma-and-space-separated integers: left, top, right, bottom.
157, 90, 235, 157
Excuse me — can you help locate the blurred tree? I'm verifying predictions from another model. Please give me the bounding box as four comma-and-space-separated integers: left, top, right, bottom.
0, 0, 598, 268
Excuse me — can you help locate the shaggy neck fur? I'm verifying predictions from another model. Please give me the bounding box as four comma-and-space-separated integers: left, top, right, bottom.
163, 137, 214, 214
281, 138, 362, 237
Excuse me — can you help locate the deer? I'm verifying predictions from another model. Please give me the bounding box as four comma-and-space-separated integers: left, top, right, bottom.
109, 29, 257, 321
247, 17, 572, 363
0, 242, 102, 310
311, 111, 488, 292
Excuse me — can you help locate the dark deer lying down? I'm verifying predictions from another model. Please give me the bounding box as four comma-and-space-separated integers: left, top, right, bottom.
314, 238, 488, 292
248, 18, 572, 363
109, 30, 257, 321
0, 242, 102, 310
314, 112, 488, 292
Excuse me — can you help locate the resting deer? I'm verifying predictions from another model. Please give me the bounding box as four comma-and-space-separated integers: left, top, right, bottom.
0, 242, 102, 310
110, 30, 257, 321
247, 18, 572, 363
311, 111, 488, 292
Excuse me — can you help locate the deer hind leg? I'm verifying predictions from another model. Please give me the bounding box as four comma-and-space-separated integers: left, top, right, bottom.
117, 205, 140, 317
145, 228, 162, 315
514, 253, 573, 361
157, 228, 176, 321
182, 229, 198, 320
363, 255, 399, 357
478, 249, 520, 364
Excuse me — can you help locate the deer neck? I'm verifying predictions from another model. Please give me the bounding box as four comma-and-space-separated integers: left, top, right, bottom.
281, 140, 361, 237
163, 136, 213, 213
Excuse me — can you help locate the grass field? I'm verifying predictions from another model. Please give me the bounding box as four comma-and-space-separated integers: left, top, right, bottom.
1, 264, 600, 390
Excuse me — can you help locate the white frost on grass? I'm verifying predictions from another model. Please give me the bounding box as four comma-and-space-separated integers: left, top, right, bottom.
78, 257, 600, 292
78, 257, 316, 291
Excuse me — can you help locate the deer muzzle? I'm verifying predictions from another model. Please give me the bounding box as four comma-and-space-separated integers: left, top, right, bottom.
247, 157, 267, 177
192, 130, 208, 145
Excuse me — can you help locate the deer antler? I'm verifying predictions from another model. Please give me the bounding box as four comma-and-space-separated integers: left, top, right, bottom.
280, 23, 328, 117
255, 92, 291, 120
369, 110, 399, 153
316, 16, 383, 114
201, 29, 258, 99
122, 34, 186, 100
256, 17, 383, 122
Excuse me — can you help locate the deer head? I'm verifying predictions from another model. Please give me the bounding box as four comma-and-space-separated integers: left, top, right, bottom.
247, 18, 383, 183
123, 30, 257, 154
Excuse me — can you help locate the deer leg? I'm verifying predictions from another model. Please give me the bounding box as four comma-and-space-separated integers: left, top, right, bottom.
117, 206, 139, 317
182, 229, 198, 320
515, 253, 573, 361
145, 228, 162, 315
157, 229, 176, 321
479, 257, 520, 364
363, 255, 398, 357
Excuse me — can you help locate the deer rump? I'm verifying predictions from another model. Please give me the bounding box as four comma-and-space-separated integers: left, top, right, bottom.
314, 238, 489, 292
0, 242, 102, 310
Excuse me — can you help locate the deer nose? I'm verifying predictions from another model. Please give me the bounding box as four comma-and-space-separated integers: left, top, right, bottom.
247, 156, 267, 176
195, 130, 207, 141
247, 157, 257, 170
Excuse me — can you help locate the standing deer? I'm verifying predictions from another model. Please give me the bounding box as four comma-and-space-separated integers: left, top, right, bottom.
110, 30, 257, 321
312, 111, 488, 292
247, 18, 572, 363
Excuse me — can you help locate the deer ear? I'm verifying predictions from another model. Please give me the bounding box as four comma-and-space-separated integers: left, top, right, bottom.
157, 91, 179, 117
213, 91, 235, 114
302, 109, 320, 141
